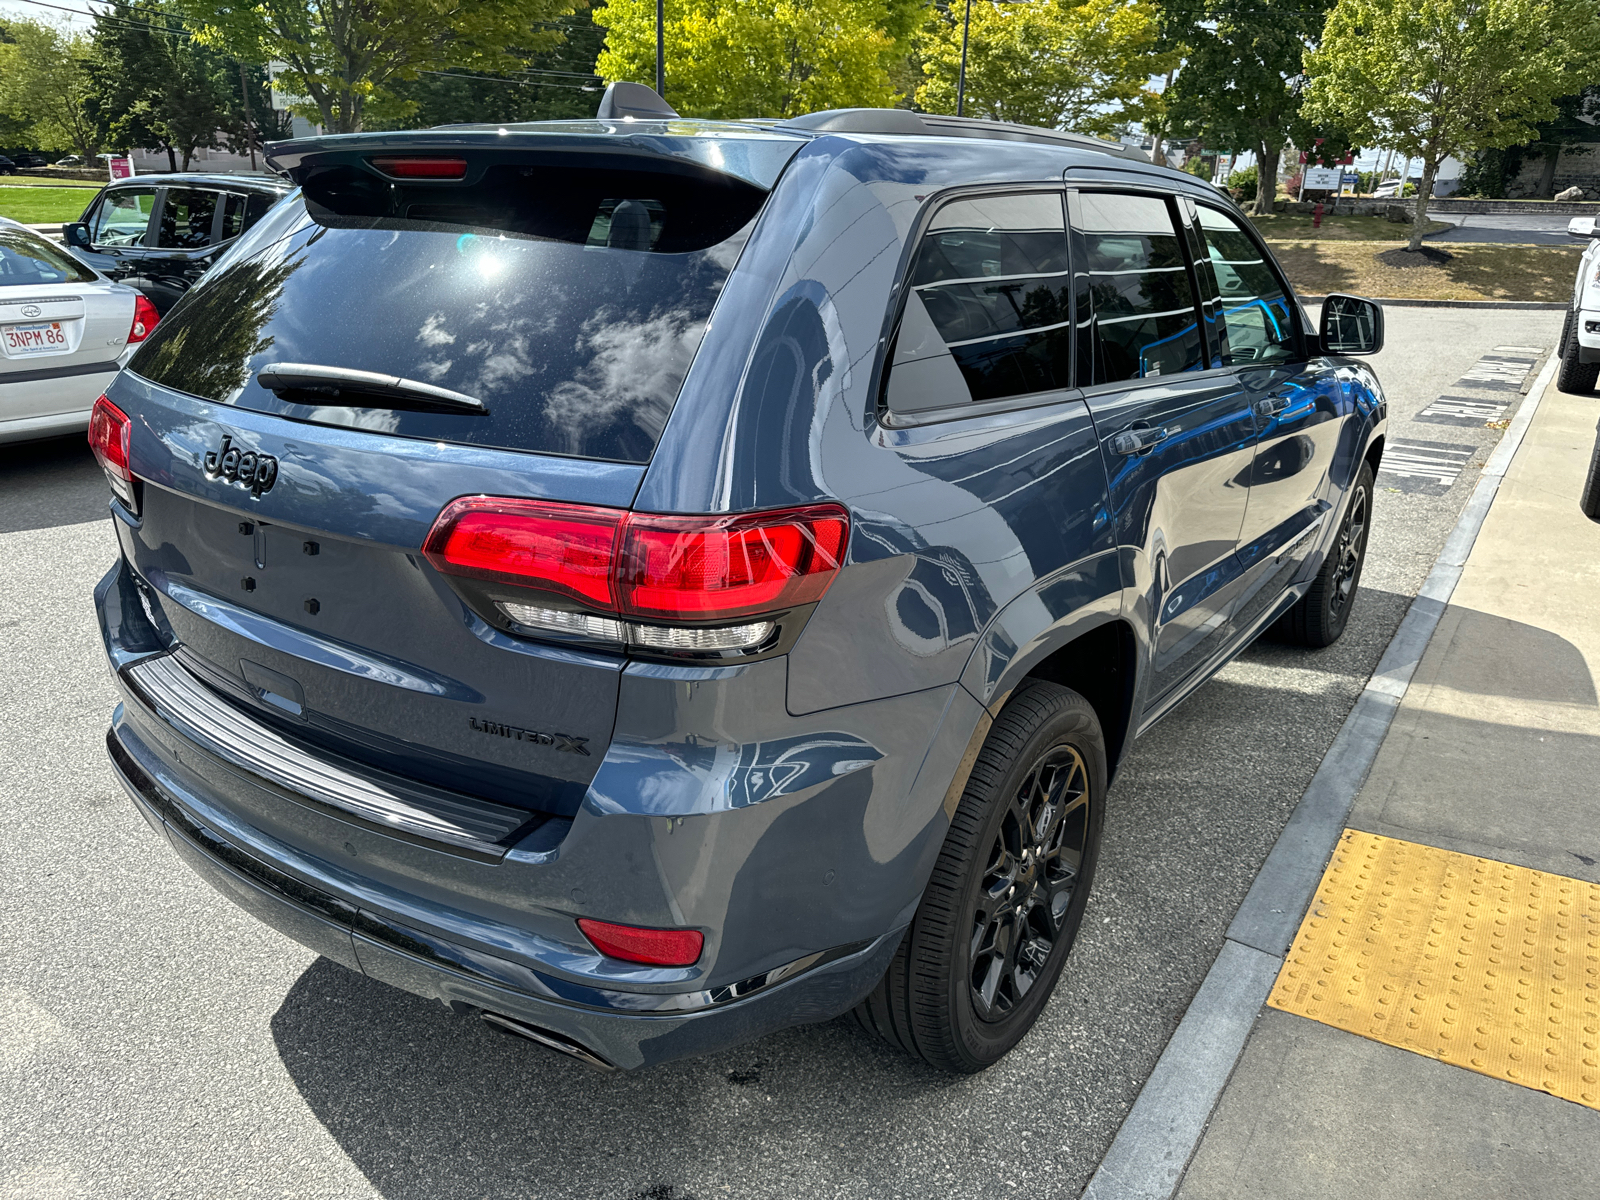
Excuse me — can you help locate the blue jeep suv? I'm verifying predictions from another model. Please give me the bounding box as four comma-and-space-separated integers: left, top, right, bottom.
93, 86, 1387, 1073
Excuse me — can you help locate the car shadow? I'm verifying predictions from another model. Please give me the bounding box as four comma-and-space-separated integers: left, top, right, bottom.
270, 957, 952, 1200
0, 434, 112, 534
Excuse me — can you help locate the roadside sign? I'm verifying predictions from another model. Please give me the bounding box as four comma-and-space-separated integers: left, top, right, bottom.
1303, 166, 1341, 190
107, 155, 134, 180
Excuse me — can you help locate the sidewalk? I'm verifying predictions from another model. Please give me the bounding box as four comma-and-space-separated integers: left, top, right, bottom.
1175, 376, 1600, 1197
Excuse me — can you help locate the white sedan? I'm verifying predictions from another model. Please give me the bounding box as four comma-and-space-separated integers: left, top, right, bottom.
0, 216, 156, 444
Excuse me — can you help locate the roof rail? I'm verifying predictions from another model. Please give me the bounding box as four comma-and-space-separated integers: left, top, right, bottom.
776, 108, 1148, 161
596, 82, 679, 121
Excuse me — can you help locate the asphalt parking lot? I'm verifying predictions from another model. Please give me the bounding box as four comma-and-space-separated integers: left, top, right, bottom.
0, 306, 1565, 1200
1425, 210, 1577, 245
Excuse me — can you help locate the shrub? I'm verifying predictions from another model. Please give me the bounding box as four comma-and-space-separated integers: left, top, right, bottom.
1227, 164, 1258, 202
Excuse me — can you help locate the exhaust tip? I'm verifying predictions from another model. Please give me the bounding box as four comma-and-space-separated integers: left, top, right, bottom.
480, 1011, 617, 1072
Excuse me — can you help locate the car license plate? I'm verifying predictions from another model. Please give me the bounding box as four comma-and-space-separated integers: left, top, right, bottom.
2, 321, 69, 356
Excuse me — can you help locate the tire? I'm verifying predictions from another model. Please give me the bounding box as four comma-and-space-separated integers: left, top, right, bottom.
854, 680, 1106, 1073
1558, 310, 1600, 394
1581, 423, 1600, 522
1273, 460, 1374, 648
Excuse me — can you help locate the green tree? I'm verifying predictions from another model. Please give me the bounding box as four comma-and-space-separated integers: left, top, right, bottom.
1162, 0, 1335, 217
174, 0, 581, 133
915, 0, 1174, 135
375, 13, 607, 127
595, 0, 918, 119
87, 2, 284, 170
0, 21, 99, 161
1305, 0, 1600, 250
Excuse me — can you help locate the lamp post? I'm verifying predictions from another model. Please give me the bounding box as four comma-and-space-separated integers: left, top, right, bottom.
956, 0, 973, 117
655, 0, 665, 98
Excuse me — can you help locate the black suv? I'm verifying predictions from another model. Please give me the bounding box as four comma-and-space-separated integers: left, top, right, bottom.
63, 173, 292, 314
95, 87, 1386, 1073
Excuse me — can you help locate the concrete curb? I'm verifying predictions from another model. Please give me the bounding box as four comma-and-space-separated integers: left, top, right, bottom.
1299, 295, 1567, 311
1079, 347, 1563, 1200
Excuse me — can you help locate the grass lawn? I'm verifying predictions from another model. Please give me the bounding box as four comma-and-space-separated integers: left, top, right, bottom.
1269, 240, 1581, 302
0, 187, 95, 225
1249, 212, 1453, 240
0, 176, 101, 187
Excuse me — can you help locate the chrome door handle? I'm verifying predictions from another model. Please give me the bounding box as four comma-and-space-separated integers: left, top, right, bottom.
1252, 394, 1292, 418
1111, 426, 1171, 455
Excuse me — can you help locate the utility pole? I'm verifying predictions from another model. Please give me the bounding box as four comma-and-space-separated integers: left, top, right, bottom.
238, 63, 258, 170
956, 0, 972, 117
655, 0, 665, 99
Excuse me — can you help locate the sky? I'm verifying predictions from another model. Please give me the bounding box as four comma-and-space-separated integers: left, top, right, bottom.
1, 0, 94, 30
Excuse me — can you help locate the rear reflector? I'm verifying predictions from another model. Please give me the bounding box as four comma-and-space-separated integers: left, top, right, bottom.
127, 294, 159, 344
370, 156, 468, 180
424, 498, 849, 631
577, 918, 703, 966
87, 394, 134, 506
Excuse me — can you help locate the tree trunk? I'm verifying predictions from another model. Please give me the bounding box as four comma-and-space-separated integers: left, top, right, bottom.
1536, 145, 1561, 199
1407, 159, 1439, 252
166, 145, 178, 172
1254, 141, 1280, 216
238, 63, 258, 170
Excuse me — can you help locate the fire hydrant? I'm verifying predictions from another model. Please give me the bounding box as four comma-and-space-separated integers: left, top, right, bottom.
1313, 200, 1325, 229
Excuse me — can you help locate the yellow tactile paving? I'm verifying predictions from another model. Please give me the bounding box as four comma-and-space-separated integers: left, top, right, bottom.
1269, 829, 1600, 1108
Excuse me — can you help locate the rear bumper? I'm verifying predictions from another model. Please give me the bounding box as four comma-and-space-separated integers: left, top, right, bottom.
96, 553, 980, 1068
108, 721, 903, 1070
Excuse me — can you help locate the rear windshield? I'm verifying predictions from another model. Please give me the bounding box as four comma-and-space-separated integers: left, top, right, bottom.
127, 157, 775, 462
0, 225, 96, 286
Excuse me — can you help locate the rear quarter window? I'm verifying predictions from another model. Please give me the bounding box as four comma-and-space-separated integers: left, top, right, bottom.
127, 158, 772, 463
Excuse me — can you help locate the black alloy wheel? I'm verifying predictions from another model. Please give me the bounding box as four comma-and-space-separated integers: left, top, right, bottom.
969, 746, 1090, 1022
1274, 460, 1374, 647
853, 680, 1106, 1072
1327, 482, 1368, 624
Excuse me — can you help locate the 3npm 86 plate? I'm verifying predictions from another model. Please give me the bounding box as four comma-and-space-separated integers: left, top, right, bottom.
2, 320, 71, 357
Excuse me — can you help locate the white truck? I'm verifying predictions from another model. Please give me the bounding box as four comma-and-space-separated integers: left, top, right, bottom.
1561, 216, 1600, 393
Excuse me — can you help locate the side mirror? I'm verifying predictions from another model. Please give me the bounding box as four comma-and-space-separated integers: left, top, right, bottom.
1568, 217, 1597, 239
1320, 294, 1384, 356
63, 222, 91, 249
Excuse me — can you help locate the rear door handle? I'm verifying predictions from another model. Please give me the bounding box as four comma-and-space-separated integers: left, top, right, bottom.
1111, 426, 1170, 455
1252, 394, 1293, 418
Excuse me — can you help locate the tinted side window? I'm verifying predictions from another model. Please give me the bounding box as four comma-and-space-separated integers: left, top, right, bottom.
1195, 205, 1297, 364
1072, 192, 1203, 384
220, 194, 248, 241
89, 188, 155, 247
157, 189, 220, 249
898, 192, 1071, 404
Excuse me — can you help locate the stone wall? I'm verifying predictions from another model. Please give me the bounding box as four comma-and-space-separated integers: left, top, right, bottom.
1506, 144, 1600, 199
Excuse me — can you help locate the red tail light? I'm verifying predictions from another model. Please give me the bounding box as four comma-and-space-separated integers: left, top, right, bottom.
577, 918, 703, 966
87, 394, 135, 506
620, 507, 849, 619
127, 294, 159, 344
424, 498, 622, 609
423, 499, 849, 638
370, 156, 468, 179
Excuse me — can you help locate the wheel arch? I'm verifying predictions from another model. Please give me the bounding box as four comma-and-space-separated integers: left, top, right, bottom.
1363, 432, 1384, 478
1020, 619, 1139, 779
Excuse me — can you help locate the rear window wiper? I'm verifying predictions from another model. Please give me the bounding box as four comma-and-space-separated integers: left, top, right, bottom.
255, 363, 487, 414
